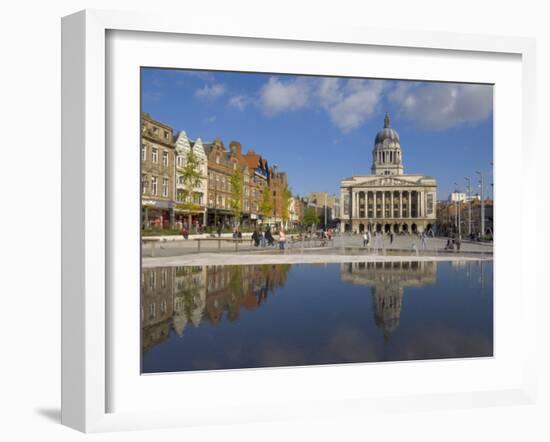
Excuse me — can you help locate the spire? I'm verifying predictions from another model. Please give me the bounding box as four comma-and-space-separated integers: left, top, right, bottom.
384, 112, 390, 128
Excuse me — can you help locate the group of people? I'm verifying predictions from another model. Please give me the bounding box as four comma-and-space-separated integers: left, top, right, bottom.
360, 229, 429, 251
444, 233, 461, 251
251, 226, 287, 250
178, 220, 204, 239
361, 230, 390, 249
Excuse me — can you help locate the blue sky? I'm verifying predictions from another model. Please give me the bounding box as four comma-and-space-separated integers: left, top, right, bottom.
141, 68, 493, 201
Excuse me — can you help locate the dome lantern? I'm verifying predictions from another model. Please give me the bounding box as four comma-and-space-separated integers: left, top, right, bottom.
371, 113, 404, 176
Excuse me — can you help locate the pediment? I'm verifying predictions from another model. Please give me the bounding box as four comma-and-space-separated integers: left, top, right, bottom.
357, 177, 417, 187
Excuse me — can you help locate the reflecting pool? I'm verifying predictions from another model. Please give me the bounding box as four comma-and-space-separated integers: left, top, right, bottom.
141, 260, 493, 373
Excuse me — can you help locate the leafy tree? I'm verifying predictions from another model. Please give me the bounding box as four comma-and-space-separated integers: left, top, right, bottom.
176, 149, 203, 224
258, 185, 273, 220
229, 168, 244, 226
280, 184, 292, 225
303, 207, 320, 226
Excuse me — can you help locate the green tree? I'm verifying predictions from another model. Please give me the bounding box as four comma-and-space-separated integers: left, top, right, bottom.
303, 207, 320, 226
229, 168, 244, 226
258, 185, 274, 221
280, 184, 292, 226
176, 149, 203, 224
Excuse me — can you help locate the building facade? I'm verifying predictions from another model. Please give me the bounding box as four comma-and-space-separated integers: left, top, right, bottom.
174, 131, 208, 227
242, 148, 270, 225
340, 114, 437, 234
141, 112, 176, 229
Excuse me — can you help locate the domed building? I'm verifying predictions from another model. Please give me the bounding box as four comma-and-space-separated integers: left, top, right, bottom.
340, 113, 437, 234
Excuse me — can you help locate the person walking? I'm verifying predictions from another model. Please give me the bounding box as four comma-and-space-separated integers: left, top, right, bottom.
251, 228, 260, 247
455, 234, 461, 252
421, 231, 427, 250
265, 226, 274, 246
216, 222, 222, 238
260, 230, 266, 247
390, 231, 394, 245
279, 227, 286, 250
363, 231, 368, 247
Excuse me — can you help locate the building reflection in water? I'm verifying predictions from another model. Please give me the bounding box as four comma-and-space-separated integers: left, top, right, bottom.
141, 264, 290, 353
340, 261, 437, 339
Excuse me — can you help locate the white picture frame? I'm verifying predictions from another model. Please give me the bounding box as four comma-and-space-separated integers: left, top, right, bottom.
61, 9, 537, 433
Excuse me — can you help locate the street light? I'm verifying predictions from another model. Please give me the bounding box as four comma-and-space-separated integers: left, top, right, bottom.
476, 171, 485, 237
454, 182, 461, 237
464, 177, 472, 237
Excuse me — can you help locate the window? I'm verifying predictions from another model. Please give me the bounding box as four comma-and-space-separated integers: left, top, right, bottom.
161, 270, 167, 288
163, 151, 168, 167
216, 175, 220, 189
222, 196, 225, 208
152, 148, 158, 163
209, 194, 213, 207
233, 162, 237, 170
141, 174, 147, 194
151, 176, 158, 196
209, 174, 213, 187
222, 177, 226, 191
162, 178, 168, 197
427, 194, 434, 215
163, 130, 169, 140
141, 143, 147, 161
216, 155, 220, 164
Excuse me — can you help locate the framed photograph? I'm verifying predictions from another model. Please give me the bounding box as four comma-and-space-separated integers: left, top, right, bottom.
61, 9, 537, 433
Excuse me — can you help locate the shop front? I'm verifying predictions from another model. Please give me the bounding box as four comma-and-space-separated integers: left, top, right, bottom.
142, 199, 174, 229
174, 205, 207, 232
206, 208, 234, 229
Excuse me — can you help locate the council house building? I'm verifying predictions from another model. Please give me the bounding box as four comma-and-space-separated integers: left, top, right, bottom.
340, 113, 437, 234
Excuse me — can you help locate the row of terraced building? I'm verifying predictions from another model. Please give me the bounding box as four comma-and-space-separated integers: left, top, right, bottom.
141, 112, 291, 230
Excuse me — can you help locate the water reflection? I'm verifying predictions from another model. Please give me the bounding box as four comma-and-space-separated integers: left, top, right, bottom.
341, 261, 436, 339
141, 264, 290, 352
141, 260, 492, 372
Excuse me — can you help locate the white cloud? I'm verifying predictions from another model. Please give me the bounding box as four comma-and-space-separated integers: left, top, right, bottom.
228, 95, 252, 111
195, 83, 225, 99
256, 76, 386, 132
258, 77, 312, 115
389, 82, 493, 129
317, 78, 386, 132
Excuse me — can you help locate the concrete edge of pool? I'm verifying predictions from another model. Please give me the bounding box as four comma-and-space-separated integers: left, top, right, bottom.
142, 252, 493, 268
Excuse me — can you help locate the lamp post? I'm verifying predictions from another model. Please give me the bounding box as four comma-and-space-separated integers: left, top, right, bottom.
464, 177, 472, 237
476, 171, 485, 237
454, 182, 461, 237
324, 193, 328, 229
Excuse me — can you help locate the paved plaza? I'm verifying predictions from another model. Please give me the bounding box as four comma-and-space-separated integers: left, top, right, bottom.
142, 232, 493, 266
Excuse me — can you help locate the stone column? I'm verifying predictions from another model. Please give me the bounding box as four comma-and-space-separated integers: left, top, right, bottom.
382, 191, 385, 220
349, 191, 353, 218
408, 192, 412, 218
390, 191, 394, 218
399, 191, 403, 219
